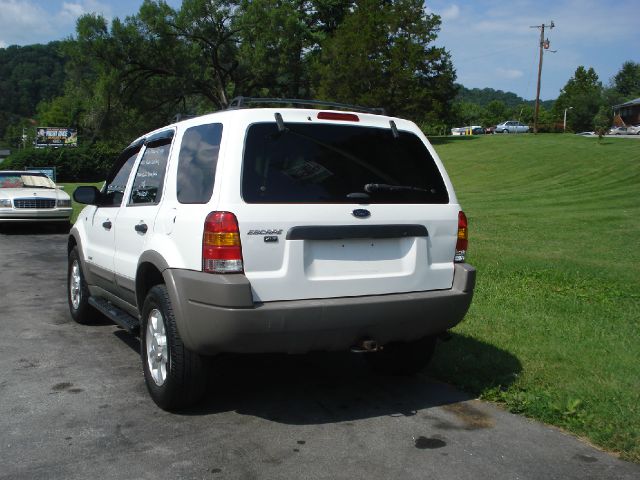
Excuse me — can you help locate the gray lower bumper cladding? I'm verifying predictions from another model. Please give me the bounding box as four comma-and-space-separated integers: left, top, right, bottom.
164, 264, 476, 355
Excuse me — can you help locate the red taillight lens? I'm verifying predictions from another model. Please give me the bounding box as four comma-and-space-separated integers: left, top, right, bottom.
455, 211, 468, 263
317, 111, 360, 122
202, 211, 243, 273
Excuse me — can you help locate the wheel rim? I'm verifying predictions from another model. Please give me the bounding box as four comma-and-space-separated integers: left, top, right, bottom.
70, 260, 82, 310
146, 308, 168, 386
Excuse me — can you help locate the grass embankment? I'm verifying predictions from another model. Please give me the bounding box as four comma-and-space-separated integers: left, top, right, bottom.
427, 134, 640, 461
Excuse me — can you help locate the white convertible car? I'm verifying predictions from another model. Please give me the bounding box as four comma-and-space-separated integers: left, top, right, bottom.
0, 171, 72, 224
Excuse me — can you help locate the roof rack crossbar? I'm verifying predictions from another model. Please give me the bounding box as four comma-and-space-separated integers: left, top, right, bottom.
228, 97, 386, 115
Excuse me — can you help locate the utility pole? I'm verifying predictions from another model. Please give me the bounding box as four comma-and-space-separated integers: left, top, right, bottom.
531, 21, 554, 134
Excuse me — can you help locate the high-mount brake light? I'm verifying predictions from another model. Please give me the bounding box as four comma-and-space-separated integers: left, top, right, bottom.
455, 211, 468, 263
202, 211, 244, 273
317, 112, 360, 122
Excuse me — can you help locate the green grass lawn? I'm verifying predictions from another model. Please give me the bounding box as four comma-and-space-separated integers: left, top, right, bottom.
426, 134, 640, 461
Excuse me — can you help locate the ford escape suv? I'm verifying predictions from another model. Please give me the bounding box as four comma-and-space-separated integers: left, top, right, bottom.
68, 98, 476, 411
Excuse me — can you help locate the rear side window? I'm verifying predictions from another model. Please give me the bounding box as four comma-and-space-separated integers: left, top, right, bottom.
242, 123, 448, 204
176, 123, 223, 204
103, 148, 139, 207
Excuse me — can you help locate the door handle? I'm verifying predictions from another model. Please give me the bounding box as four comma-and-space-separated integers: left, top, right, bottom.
102, 220, 112, 230
135, 223, 148, 234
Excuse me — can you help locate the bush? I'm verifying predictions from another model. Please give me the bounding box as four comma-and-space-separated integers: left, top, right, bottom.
2, 143, 123, 182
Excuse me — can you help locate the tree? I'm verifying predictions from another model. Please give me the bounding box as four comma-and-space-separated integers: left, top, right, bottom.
60, 0, 244, 142
236, 0, 352, 98
315, 0, 457, 122
612, 61, 640, 99
484, 100, 508, 125
593, 105, 611, 135
553, 66, 603, 132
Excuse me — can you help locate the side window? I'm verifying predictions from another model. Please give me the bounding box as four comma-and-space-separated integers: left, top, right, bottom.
102, 149, 139, 207
129, 142, 171, 206
176, 123, 223, 204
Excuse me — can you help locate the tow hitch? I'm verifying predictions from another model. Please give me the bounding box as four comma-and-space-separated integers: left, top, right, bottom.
350, 339, 382, 353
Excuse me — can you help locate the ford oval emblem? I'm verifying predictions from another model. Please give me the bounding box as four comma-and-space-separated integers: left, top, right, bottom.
352, 209, 371, 219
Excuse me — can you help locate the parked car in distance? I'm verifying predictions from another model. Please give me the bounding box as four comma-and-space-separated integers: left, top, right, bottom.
626, 124, 640, 135
608, 126, 628, 135
0, 171, 72, 225
451, 125, 483, 136
496, 121, 529, 134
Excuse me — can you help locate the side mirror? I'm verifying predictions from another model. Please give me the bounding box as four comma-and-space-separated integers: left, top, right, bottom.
73, 186, 101, 205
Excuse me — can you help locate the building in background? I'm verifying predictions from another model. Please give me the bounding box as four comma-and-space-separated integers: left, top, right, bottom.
613, 98, 640, 126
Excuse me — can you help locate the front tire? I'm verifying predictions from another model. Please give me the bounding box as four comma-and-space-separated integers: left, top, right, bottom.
502, 129, 509, 134
68, 247, 93, 324
365, 335, 438, 375
141, 285, 206, 411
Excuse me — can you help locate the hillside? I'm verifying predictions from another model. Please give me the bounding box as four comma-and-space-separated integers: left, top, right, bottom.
0, 42, 67, 140
456, 84, 555, 110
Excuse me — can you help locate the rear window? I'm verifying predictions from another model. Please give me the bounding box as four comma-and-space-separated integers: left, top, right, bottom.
241, 123, 448, 204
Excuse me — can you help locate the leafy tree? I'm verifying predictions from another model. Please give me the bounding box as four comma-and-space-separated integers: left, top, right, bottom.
315, 0, 457, 122
593, 105, 612, 134
452, 101, 483, 126
484, 100, 508, 125
612, 61, 640, 99
236, 0, 351, 98
553, 66, 603, 132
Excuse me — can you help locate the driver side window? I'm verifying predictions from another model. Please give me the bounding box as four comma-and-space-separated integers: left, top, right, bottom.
102, 149, 139, 207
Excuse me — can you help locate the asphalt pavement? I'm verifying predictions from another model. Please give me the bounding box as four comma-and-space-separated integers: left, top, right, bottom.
1, 226, 638, 480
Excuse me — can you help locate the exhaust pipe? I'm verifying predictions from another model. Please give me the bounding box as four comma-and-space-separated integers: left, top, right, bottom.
350, 339, 381, 353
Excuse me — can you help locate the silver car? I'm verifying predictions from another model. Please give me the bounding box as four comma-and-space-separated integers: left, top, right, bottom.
608, 126, 628, 135
496, 121, 529, 134
0, 171, 72, 224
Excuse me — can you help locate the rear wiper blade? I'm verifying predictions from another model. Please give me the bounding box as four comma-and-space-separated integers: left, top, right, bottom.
364, 183, 430, 193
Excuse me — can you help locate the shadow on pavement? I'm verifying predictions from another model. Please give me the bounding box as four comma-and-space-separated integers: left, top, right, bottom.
0, 223, 70, 235
159, 335, 523, 424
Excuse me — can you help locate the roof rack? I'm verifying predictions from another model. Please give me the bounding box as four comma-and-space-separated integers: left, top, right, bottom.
227, 97, 386, 115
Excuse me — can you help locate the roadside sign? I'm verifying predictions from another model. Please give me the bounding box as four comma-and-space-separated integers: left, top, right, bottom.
26, 166, 57, 183
35, 127, 78, 147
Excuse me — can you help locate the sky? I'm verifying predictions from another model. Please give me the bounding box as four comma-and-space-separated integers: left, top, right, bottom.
0, 0, 638, 101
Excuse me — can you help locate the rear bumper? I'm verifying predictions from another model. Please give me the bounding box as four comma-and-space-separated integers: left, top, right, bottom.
164, 264, 476, 355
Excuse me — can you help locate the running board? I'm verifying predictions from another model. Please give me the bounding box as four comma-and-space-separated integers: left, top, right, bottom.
88, 296, 140, 334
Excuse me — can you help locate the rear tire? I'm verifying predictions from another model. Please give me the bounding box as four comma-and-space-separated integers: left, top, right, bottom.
365, 335, 438, 375
68, 247, 94, 324
141, 284, 206, 411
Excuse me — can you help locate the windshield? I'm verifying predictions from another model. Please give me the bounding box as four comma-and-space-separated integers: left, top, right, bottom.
242, 123, 449, 204
0, 173, 56, 189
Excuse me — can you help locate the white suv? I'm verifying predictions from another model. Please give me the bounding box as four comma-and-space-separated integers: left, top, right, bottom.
68, 98, 475, 410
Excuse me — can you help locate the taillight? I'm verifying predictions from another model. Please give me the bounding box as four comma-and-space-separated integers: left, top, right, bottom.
455, 211, 468, 263
202, 211, 243, 273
